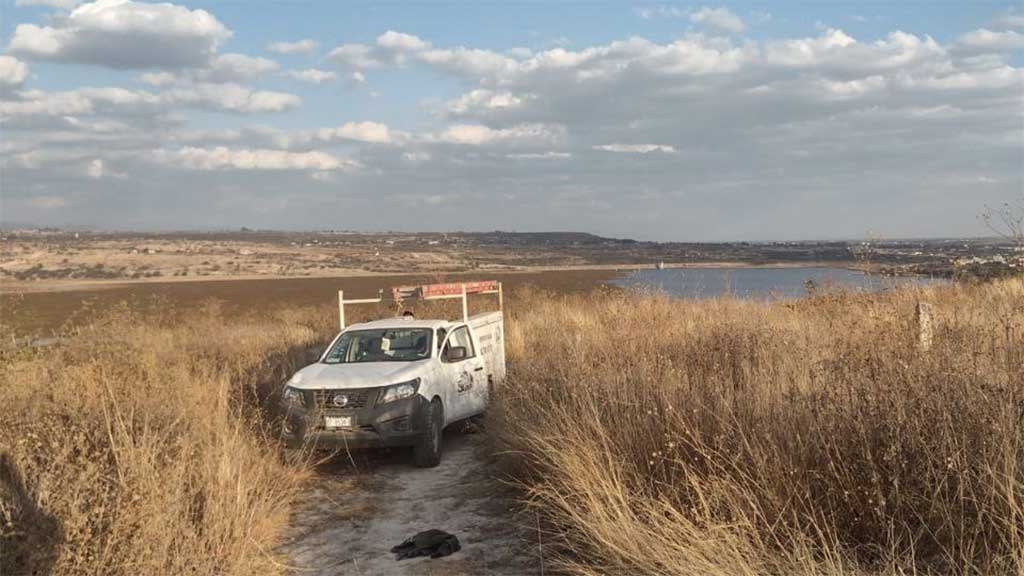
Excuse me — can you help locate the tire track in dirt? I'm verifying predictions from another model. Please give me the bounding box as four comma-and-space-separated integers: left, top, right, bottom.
282, 432, 540, 575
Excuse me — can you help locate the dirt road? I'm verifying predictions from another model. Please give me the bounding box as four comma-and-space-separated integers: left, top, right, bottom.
283, 431, 540, 576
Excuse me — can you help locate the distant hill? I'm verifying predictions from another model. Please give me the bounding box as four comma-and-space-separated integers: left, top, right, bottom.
468, 231, 633, 245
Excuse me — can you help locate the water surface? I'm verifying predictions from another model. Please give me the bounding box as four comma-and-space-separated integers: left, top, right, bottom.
613, 267, 947, 300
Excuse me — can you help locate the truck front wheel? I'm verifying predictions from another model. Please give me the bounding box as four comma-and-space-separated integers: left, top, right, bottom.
413, 399, 443, 468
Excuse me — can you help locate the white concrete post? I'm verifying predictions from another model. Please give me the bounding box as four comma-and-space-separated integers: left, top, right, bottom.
917, 301, 933, 352
461, 283, 469, 322
338, 290, 345, 330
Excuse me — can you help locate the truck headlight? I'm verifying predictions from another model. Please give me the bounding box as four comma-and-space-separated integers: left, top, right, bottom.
283, 386, 303, 406
378, 379, 420, 405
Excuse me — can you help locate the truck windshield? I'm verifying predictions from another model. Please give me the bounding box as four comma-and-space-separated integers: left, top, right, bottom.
322, 328, 433, 364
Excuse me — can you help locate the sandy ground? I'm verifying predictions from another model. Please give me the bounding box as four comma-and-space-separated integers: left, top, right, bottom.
282, 432, 540, 576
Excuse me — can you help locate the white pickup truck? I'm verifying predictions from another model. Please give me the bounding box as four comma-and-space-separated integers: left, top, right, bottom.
280, 281, 506, 467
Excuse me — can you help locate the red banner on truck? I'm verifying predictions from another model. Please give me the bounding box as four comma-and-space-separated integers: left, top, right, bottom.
391, 280, 499, 301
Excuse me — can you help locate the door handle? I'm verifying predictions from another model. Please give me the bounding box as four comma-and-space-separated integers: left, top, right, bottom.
473, 367, 484, 372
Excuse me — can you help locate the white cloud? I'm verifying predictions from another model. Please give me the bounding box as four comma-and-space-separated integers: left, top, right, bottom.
336, 121, 394, 143
0, 84, 300, 118
506, 151, 572, 159
329, 30, 756, 85
994, 11, 1024, 29
1, 87, 144, 117
328, 44, 387, 69
15, 0, 81, 8
432, 123, 564, 146
158, 146, 359, 172
506, 47, 533, 58
4, 21, 1022, 240
690, 6, 746, 33
287, 68, 337, 84
267, 39, 317, 55
85, 157, 124, 178
402, 151, 431, 164
957, 28, 1024, 51
764, 28, 857, 66
446, 90, 529, 114
0, 56, 30, 87
763, 29, 944, 74
168, 84, 299, 113
817, 75, 887, 99
636, 5, 686, 20
9, 0, 231, 69
136, 54, 279, 85
593, 143, 676, 153
266, 121, 406, 149
86, 158, 104, 178
377, 30, 430, 51
199, 53, 278, 83
329, 30, 517, 76
139, 72, 176, 87
415, 45, 517, 77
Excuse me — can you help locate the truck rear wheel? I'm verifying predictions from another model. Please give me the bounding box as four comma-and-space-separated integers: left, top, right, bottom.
283, 448, 306, 466
414, 399, 443, 468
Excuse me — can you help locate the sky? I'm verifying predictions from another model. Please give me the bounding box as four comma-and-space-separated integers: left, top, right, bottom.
0, 0, 1021, 241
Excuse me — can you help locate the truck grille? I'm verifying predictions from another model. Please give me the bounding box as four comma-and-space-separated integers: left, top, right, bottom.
312, 388, 376, 412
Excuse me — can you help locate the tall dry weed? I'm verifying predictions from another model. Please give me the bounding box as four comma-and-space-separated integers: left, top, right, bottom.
496, 280, 1024, 575
0, 302, 332, 575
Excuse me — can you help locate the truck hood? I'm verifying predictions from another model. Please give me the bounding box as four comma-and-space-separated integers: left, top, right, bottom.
287, 361, 426, 390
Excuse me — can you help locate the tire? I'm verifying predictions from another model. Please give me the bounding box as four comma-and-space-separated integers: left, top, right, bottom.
283, 448, 305, 467
414, 399, 443, 468
454, 414, 485, 434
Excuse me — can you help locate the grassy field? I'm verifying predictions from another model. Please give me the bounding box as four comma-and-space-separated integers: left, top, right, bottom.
0, 302, 335, 575
498, 279, 1023, 575
2, 278, 1021, 575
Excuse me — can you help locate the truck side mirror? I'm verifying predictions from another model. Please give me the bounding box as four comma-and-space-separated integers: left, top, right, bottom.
446, 346, 467, 362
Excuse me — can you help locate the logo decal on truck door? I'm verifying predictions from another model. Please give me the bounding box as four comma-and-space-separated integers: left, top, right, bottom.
456, 370, 473, 393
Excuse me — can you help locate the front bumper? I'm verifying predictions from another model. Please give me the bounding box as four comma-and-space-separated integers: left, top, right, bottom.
280, 388, 429, 450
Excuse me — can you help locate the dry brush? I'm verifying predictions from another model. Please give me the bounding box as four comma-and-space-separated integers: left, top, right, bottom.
0, 302, 334, 575
496, 280, 1024, 575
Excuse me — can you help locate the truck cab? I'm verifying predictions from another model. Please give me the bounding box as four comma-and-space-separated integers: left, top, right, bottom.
280, 282, 505, 467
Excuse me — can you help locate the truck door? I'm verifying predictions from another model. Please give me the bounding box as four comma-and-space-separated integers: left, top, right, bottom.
440, 325, 485, 421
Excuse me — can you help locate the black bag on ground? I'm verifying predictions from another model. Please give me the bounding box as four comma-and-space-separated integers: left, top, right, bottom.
391, 529, 461, 560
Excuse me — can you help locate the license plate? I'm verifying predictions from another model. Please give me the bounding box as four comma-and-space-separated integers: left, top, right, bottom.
324, 416, 352, 429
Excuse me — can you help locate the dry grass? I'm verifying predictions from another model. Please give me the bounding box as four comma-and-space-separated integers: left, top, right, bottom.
0, 301, 336, 575
3, 279, 1021, 575
0, 290, 481, 575
496, 279, 1024, 575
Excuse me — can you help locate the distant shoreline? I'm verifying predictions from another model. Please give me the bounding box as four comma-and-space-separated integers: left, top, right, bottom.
0, 260, 869, 295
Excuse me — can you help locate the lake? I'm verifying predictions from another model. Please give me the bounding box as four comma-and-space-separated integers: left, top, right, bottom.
612, 266, 948, 300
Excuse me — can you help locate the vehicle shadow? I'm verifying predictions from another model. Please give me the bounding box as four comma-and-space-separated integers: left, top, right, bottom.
0, 453, 63, 576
